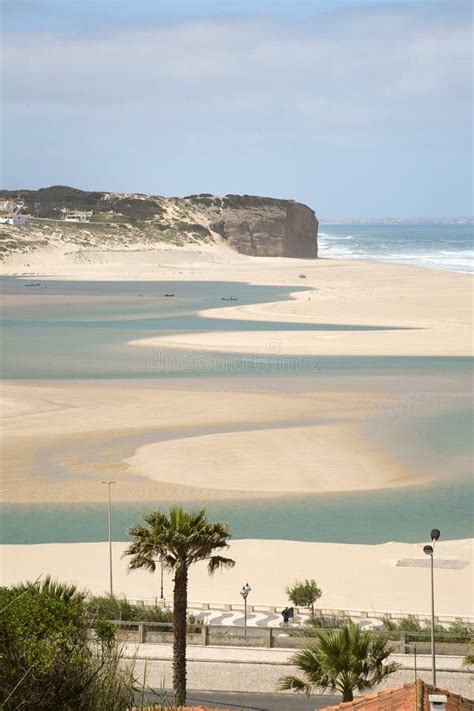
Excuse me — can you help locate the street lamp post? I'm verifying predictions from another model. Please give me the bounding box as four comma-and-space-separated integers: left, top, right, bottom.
240, 583, 251, 637
102, 481, 116, 596
423, 528, 440, 687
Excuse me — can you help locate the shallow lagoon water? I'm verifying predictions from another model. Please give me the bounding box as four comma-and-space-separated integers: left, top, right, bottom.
1, 276, 472, 543
1, 277, 410, 379
1, 477, 472, 545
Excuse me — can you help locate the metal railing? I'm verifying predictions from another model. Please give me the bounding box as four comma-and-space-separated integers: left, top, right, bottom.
99, 620, 473, 655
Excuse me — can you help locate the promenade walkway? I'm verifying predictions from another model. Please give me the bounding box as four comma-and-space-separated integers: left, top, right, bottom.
194, 609, 386, 628
122, 645, 472, 698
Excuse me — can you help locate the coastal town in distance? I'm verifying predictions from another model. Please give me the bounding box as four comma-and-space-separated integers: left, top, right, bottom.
0, 1, 472, 710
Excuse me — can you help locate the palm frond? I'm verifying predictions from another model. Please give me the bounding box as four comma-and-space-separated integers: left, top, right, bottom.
207, 555, 236, 574
278, 675, 313, 694
9, 575, 84, 602
125, 507, 234, 577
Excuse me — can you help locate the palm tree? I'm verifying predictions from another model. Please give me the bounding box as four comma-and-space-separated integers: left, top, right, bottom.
125, 507, 235, 706
279, 623, 400, 701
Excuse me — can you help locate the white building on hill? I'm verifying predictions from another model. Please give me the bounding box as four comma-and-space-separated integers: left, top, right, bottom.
0, 214, 27, 225
64, 210, 93, 223
0, 199, 27, 225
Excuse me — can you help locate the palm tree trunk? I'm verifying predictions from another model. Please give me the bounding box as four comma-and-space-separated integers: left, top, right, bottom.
342, 688, 354, 702
173, 564, 188, 706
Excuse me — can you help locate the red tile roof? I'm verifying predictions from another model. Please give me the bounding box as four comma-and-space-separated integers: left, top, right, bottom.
317, 681, 473, 711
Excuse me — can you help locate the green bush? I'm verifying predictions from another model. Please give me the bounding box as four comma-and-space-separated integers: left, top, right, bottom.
85, 594, 173, 624
0, 577, 136, 711
286, 578, 322, 616
381, 616, 473, 642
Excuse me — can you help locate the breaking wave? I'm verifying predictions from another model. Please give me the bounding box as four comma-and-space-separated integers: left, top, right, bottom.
318, 225, 473, 274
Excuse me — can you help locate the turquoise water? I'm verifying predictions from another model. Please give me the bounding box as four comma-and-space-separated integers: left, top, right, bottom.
0, 276, 471, 380
367, 404, 474, 479
1, 477, 472, 545
319, 224, 473, 273
1, 277, 411, 379
1, 274, 472, 543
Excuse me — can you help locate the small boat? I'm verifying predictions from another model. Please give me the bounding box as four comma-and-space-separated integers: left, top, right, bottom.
164, 293, 175, 297
25, 282, 41, 287
221, 297, 238, 301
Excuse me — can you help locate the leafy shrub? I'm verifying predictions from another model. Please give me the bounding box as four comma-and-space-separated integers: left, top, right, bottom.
381, 616, 473, 642
286, 578, 322, 616
0, 577, 136, 711
85, 594, 173, 624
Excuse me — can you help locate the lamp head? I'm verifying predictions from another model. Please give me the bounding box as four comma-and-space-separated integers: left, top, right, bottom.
423, 544, 434, 556
431, 528, 440, 542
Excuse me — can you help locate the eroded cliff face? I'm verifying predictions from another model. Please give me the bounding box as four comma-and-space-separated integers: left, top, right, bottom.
204, 195, 318, 258
0, 187, 318, 260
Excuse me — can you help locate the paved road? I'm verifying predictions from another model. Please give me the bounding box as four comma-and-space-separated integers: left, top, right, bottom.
138, 688, 340, 710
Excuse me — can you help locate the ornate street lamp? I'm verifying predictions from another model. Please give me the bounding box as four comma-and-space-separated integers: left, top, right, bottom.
240, 582, 252, 636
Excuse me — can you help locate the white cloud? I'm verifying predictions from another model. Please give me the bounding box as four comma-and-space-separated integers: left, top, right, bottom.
3, 4, 470, 148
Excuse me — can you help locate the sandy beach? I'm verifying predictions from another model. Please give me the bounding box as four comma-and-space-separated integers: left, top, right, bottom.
0, 538, 472, 617
1, 243, 472, 503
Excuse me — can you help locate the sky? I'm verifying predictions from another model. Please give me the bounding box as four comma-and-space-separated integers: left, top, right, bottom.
1, 0, 472, 218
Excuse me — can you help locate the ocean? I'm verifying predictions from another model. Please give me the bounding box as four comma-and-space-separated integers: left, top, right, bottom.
318, 224, 473, 273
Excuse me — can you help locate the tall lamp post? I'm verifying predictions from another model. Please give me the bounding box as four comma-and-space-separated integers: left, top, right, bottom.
423, 528, 440, 686
102, 481, 116, 596
240, 582, 251, 637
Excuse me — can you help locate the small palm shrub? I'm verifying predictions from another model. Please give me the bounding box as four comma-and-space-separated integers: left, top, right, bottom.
280, 623, 399, 701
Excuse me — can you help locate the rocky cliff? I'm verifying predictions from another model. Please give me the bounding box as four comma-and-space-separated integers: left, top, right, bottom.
190, 194, 318, 258
0, 186, 318, 260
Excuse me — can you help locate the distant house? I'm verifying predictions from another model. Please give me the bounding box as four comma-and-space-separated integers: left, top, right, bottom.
317, 681, 473, 711
0, 199, 21, 213
0, 213, 27, 225
0, 199, 26, 225
64, 210, 93, 223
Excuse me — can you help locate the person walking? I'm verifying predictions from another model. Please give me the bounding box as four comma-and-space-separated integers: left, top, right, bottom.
281, 606, 291, 627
